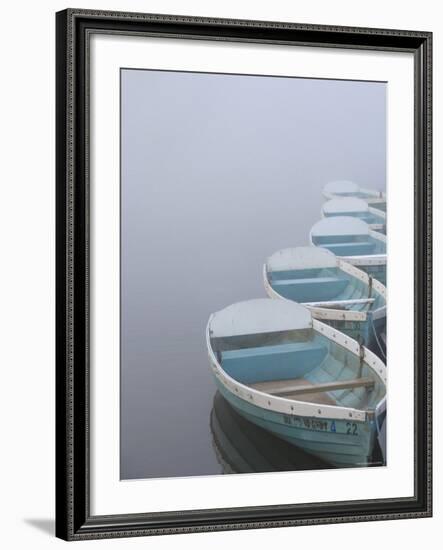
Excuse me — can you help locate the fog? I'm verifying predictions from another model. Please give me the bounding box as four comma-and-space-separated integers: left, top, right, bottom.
120, 68, 386, 479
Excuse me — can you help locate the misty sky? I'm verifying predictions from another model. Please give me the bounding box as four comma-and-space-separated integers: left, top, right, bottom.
120, 68, 386, 479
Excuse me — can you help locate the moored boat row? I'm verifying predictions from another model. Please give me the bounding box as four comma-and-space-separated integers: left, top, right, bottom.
322, 180, 386, 211
263, 247, 386, 360
206, 181, 387, 468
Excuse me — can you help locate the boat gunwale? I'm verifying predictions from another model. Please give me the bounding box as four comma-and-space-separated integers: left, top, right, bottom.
206, 315, 386, 423
339, 254, 387, 266
359, 187, 386, 200
368, 205, 387, 220
370, 228, 386, 243
367, 223, 385, 231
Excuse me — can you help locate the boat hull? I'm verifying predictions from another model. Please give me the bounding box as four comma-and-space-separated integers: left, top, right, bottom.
214, 378, 378, 467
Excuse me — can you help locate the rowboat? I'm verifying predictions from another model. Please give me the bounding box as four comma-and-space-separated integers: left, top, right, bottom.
322, 197, 386, 234
310, 216, 387, 285
263, 247, 386, 360
206, 299, 387, 466
323, 180, 386, 210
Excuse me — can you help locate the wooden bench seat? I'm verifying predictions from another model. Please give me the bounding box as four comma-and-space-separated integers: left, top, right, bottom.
251, 377, 374, 405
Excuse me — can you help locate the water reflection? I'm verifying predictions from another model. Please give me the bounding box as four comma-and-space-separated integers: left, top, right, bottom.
210, 391, 331, 474
210, 392, 384, 474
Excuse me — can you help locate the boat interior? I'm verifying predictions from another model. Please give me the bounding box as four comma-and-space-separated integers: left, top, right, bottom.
312, 233, 386, 257
212, 330, 385, 411
268, 266, 385, 312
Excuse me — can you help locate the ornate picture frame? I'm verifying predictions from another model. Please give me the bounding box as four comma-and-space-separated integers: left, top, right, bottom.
55, 9, 432, 540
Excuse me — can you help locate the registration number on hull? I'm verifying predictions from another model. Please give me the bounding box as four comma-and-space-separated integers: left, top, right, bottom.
283, 415, 328, 431
282, 415, 359, 436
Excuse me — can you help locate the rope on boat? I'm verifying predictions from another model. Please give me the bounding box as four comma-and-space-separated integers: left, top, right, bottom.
357, 335, 365, 378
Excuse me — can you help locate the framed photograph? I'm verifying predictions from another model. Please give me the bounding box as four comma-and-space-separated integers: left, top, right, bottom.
55, 9, 432, 540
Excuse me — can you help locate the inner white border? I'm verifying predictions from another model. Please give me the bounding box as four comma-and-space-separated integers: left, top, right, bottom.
90, 34, 414, 516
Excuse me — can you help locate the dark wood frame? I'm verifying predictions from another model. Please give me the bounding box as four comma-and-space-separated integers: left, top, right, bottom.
56, 8, 432, 541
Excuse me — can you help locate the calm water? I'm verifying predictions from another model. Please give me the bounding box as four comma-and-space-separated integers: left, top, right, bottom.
120, 69, 386, 479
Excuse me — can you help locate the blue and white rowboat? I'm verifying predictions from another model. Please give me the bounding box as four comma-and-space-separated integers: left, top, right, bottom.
322, 197, 386, 234
263, 247, 386, 360
310, 216, 387, 285
206, 299, 387, 467
322, 180, 386, 210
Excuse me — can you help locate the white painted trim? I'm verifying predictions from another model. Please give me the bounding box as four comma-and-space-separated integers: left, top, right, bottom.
303, 298, 375, 307
372, 278, 387, 300
360, 187, 386, 199
370, 228, 387, 242
366, 197, 387, 205
369, 205, 387, 220
263, 263, 283, 300
309, 306, 367, 322
362, 345, 387, 385
341, 254, 387, 266
338, 258, 370, 281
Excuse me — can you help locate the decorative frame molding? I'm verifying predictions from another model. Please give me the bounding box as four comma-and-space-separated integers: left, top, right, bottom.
55, 9, 432, 540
